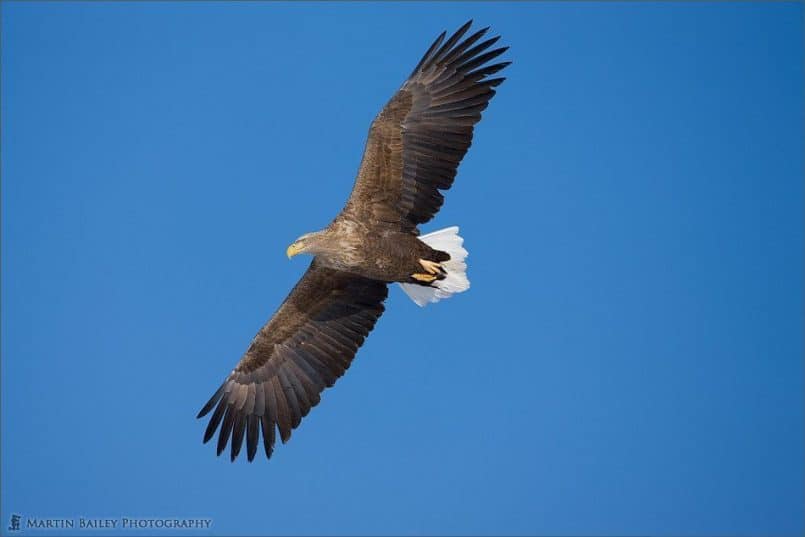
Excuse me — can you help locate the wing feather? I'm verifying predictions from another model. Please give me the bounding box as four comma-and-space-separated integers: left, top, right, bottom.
338, 21, 510, 231
197, 262, 388, 461
217, 405, 235, 456
246, 414, 259, 462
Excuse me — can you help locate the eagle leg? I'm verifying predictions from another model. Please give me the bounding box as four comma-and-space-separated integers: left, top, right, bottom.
411, 272, 439, 283
418, 259, 445, 275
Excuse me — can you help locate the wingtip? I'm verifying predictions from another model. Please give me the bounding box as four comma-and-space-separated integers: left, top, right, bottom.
488, 77, 507, 88
196, 400, 213, 419
197, 384, 225, 418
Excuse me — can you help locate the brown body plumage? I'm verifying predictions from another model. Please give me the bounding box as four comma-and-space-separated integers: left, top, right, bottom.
198, 20, 510, 461
295, 223, 446, 282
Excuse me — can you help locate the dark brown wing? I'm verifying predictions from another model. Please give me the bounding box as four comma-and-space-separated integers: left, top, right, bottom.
340, 20, 510, 232
197, 261, 388, 461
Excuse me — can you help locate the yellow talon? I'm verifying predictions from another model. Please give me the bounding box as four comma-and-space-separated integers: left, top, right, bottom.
411, 273, 438, 283
418, 259, 443, 275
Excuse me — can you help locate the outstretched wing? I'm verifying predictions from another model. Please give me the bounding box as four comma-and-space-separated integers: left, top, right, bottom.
197, 262, 388, 461
340, 20, 510, 232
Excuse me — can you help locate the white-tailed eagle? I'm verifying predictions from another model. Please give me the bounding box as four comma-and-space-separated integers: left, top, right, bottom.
198, 20, 510, 461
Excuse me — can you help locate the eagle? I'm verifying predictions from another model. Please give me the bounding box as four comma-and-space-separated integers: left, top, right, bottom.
197, 20, 510, 461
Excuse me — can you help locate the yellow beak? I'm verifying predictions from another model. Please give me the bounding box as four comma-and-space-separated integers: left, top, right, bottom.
286, 243, 303, 259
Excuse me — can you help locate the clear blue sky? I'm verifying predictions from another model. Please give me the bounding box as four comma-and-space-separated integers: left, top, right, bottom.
2, 2, 803, 536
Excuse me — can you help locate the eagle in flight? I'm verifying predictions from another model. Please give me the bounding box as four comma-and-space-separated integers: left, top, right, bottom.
198, 20, 510, 461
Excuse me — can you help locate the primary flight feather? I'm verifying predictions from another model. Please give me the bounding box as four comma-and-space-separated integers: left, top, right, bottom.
197, 20, 510, 461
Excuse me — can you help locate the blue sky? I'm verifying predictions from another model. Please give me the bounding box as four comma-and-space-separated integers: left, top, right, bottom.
2, 2, 803, 536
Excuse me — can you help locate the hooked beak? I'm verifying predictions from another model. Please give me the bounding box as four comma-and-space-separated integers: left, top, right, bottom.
286, 242, 303, 259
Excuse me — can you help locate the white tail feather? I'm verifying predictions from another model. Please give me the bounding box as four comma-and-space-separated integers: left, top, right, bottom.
398, 226, 470, 307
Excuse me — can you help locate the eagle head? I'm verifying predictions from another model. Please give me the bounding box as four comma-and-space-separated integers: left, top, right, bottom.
286, 231, 326, 259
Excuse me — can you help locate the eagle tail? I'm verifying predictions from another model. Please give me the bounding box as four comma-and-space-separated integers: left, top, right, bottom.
399, 226, 470, 307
